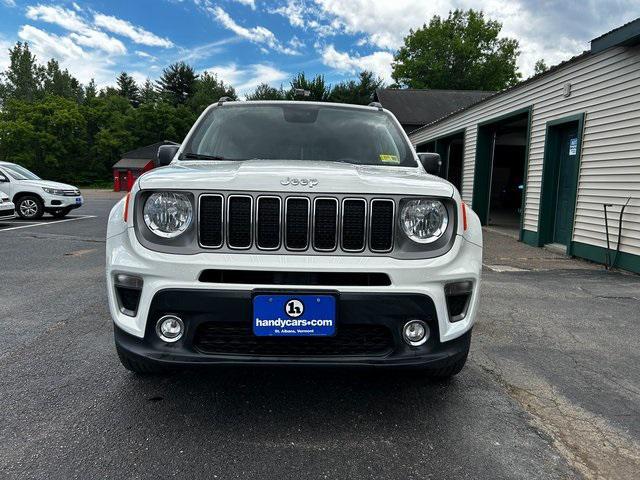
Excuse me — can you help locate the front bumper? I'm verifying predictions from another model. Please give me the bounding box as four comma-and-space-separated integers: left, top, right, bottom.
115, 289, 472, 367
107, 225, 482, 367
43, 194, 83, 210
0, 204, 16, 220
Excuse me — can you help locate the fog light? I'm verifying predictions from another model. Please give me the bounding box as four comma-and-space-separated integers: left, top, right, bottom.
114, 273, 143, 289
156, 315, 184, 343
403, 320, 429, 347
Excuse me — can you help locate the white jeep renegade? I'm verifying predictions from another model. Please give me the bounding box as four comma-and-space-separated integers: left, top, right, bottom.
106, 101, 482, 378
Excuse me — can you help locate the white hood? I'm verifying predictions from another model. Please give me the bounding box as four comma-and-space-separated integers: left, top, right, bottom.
139, 160, 454, 197
18, 179, 78, 190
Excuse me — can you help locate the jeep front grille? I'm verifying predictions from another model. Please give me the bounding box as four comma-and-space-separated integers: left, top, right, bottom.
285, 197, 310, 250
199, 194, 395, 254
227, 195, 252, 249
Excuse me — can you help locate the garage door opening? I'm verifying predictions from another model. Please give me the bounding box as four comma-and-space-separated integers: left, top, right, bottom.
473, 109, 531, 235
415, 130, 465, 192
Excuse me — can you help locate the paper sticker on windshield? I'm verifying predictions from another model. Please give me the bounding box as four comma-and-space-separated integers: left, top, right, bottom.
380, 154, 400, 164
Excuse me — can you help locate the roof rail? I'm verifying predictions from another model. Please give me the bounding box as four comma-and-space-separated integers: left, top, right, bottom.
368, 101, 383, 111
217, 96, 233, 106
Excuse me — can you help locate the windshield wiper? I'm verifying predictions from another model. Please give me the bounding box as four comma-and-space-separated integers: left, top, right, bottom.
182, 152, 227, 160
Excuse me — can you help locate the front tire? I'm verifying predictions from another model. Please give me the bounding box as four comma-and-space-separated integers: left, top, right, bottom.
51, 207, 72, 219
16, 195, 44, 220
116, 345, 169, 375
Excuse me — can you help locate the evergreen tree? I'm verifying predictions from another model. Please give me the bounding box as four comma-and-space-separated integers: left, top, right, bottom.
156, 62, 198, 105
286, 73, 330, 101
84, 79, 97, 102
139, 79, 157, 104
116, 72, 140, 106
245, 83, 285, 101
43, 59, 83, 101
187, 71, 236, 113
329, 71, 384, 105
1, 42, 44, 103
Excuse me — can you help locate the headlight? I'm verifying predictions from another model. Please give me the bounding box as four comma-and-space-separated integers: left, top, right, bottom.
400, 199, 449, 244
143, 192, 193, 238
43, 187, 65, 196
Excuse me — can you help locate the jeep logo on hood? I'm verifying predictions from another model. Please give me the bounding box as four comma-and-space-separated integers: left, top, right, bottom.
280, 177, 318, 188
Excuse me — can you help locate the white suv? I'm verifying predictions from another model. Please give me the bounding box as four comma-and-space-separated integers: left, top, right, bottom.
0, 192, 15, 220
0, 162, 83, 219
106, 101, 482, 378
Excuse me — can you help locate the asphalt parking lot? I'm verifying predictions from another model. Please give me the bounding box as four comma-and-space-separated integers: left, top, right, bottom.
1, 190, 639, 479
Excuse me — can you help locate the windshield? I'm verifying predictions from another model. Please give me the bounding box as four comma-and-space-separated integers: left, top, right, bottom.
182, 104, 417, 167
2, 164, 41, 181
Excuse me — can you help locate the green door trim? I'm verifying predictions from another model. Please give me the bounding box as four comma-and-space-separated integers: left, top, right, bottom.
472, 106, 533, 226
536, 113, 585, 255
518, 107, 534, 242
417, 128, 467, 145
416, 128, 466, 184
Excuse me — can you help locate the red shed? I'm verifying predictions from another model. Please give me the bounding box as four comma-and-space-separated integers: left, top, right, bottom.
112, 141, 178, 192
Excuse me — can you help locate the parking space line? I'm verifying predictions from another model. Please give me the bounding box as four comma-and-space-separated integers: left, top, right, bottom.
0, 215, 96, 232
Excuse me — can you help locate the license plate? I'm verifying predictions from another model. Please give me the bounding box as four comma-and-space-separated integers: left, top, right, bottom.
75, 197, 82, 204
253, 294, 336, 337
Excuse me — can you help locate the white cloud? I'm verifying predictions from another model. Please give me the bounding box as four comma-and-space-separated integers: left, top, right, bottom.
0, 38, 11, 72
135, 50, 157, 60
210, 6, 300, 55
17, 25, 116, 87
26, 4, 87, 32
312, 0, 640, 78
19, 25, 86, 60
129, 70, 150, 85
94, 13, 174, 48
1, 0, 16, 7
232, 0, 256, 10
178, 37, 240, 63
203, 63, 289, 95
25, 5, 126, 55
321, 44, 393, 82
288, 35, 305, 49
269, 0, 306, 28
313, 0, 447, 50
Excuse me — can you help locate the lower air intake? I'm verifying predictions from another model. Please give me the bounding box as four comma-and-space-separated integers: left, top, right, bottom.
193, 322, 393, 356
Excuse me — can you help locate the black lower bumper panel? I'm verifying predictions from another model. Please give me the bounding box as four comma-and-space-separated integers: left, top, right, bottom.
114, 289, 471, 368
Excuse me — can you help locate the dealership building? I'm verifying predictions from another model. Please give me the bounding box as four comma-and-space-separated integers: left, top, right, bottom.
409, 18, 640, 273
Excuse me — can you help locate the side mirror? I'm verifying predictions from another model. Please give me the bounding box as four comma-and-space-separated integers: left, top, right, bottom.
417, 152, 442, 175
0, 175, 8, 183
156, 144, 180, 167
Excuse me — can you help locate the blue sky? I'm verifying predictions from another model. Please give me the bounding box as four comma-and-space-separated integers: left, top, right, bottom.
0, 1, 638, 96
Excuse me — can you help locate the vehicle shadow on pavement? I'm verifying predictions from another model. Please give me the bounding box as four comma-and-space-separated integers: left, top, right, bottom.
102, 361, 570, 479
115, 366, 465, 434
111, 367, 490, 442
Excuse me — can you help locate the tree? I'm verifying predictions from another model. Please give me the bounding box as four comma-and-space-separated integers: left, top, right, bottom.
392, 9, 521, 90
156, 61, 198, 105
245, 83, 285, 101
0, 96, 87, 180
0, 42, 44, 103
43, 59, 83, 102
116, 72, 140, 106
139, 79, 157, 104
187, 71, 236, 113
84, 79, 97, 102
285, 72, 330, 101
534, 59, 548, 76
329, 71, 384, 105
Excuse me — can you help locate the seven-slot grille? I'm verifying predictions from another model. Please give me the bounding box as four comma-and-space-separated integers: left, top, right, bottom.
199, 194, 395, 253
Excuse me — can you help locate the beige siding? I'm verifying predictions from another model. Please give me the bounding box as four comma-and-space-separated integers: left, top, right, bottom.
409, 45, 640, 258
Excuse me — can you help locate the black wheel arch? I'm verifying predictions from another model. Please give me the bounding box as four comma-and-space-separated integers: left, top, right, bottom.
13, 191, 44, 204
